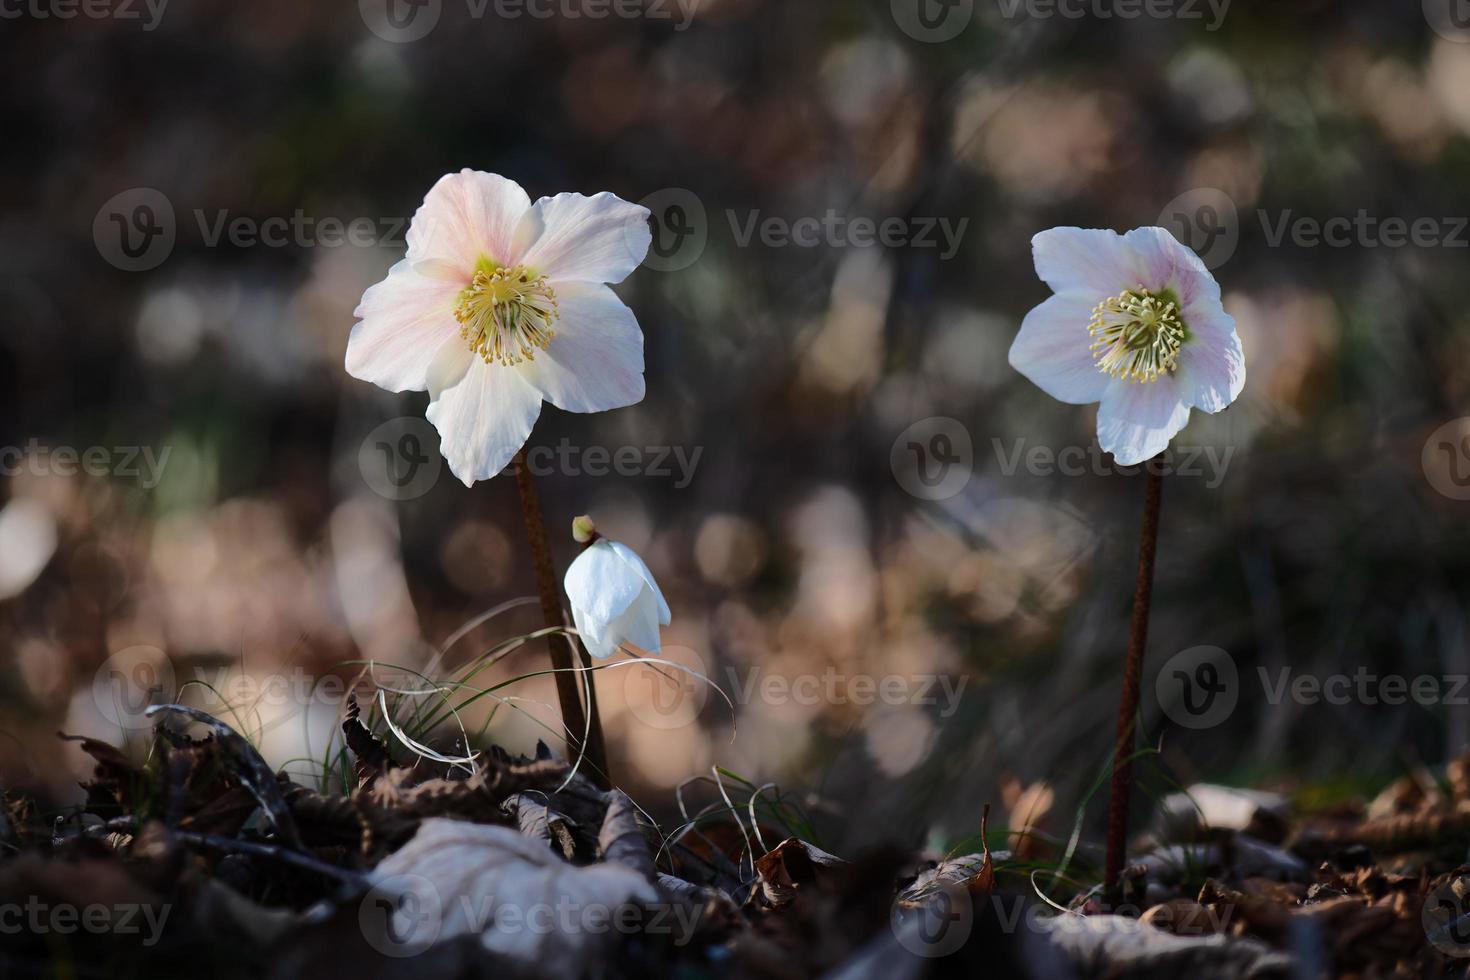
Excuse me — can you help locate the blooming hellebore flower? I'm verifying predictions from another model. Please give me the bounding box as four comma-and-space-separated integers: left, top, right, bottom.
346, 170, 653, 485
1008, 227, 1246, 466
564, 527, 670, 661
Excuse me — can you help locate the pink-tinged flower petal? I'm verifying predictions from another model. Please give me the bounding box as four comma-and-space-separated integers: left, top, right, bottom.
1120, 227, 1245, 413
518, 192, 651, 284
346, 259, 462, 393
1032, 227, 1138, 296
1177, 308, 1246, 413
517, 282, 646, 413
1122, 226, 1218, 307
425, 360, 543, 486
1009, 291, 1112, 405
1096, 377, 1193, 466
406, 170, 533, 274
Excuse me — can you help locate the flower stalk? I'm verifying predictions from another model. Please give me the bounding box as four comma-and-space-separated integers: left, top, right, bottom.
1104, 459, 1164, 905
511, 448, 610, 788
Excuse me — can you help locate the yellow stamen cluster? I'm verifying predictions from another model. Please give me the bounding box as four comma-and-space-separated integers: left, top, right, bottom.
1088, 286, 1186, 383
454, 264, 559, 366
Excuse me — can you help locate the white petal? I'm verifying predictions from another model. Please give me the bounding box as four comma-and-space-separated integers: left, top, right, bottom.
407, 170, 533, 273
1123, 226, 1217, 304
1113, 228, 1245, 413
1032, 227, 1138, 296
1096, 377, 1192, 466
607, 540, 670, 624
571, 601, 620, 660
412, 258, 466, 282
424, 359, 543, 486
516, 283, 646, 413
564, 539, 644, 629
518, 192, 651, 284
346, 259, 462, 393
1009, 292, 1111, 405
603, 589, 663, 655
426, 336, 474, 400
1177, 308, 1246, 413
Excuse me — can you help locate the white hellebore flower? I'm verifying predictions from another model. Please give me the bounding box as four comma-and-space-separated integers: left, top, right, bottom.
1008, 227, 1246, 466
346, 170, 653, 485
564, 539, 670, 660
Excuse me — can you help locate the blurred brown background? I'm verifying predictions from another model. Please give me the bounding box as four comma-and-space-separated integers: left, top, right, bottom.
2, 0, 1470, 853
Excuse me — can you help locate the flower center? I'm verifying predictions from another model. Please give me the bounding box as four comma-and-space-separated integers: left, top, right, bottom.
1088, 286, 1187, 383
454, 262, 559, 366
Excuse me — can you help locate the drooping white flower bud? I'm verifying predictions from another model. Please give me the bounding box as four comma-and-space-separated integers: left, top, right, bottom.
563, 539, 670, 660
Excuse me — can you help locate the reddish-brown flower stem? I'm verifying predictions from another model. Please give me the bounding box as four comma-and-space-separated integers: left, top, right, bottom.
1104, 458, 1164, 907
512, 448, 610, 789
